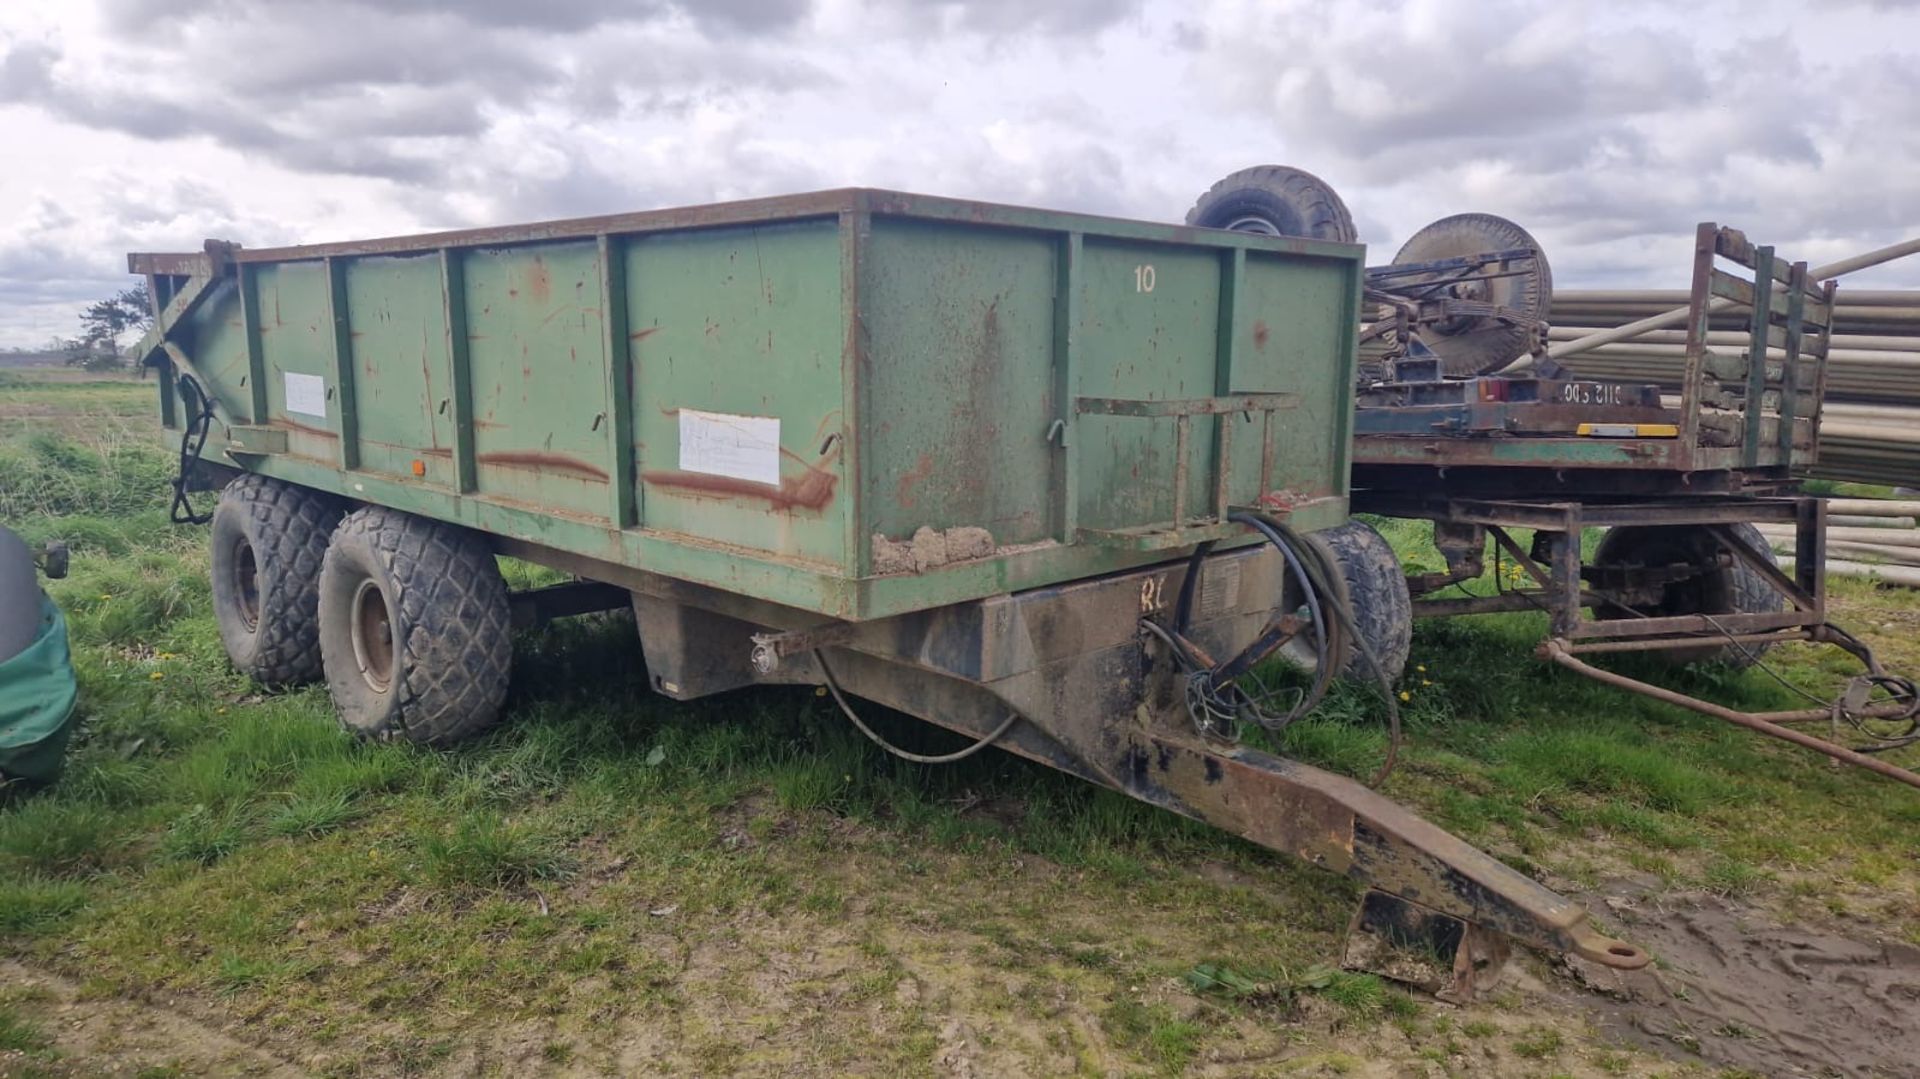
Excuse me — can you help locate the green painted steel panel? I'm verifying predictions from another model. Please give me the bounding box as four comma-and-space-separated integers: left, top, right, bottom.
1230, 252, 1360, 501
1073, 240, 1225, 531
177, 279, 250, 419
629, 220, 849, 569
860, 219, 1058, 547
340, 255, 456, 487
146, 190, 1362, 620
464, 244, 613, 519
254, 262, 340, 462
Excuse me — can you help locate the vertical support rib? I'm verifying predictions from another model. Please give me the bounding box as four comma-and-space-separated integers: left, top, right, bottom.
1678, 223, 1718, 459
1548, 508, 1583, 639
440, 248, 476, 494
1797, 496, 1826, 619
323, 256, 360, 471
1171, 413, 1191, 530
1259, 410, 1275, 495
1777, 261, 1808, 457
1052, 231, 1083, 542
839, 207, 869, 582
1213, 247, 1244, 520
1807, 280, 1838, 459
148, 272, 177, 428
1742, 245, 1775, 467
237, 263, 269, 424
598, 235, 637, 528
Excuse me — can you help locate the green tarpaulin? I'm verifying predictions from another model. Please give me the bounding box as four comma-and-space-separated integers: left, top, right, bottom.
0, 594, 78, 785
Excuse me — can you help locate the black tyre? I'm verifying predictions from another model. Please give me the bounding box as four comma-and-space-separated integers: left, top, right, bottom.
1185, 165, 1358, 243
1591, 523, 1782, 668
317, 507, 511, 745
209, 475, 343, 686
0, 526, 39, 664
1304, 520, 1412, 684
1390, 213, 1552, 377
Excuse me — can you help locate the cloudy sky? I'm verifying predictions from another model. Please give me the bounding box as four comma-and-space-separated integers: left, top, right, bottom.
1, 0, 1916, 347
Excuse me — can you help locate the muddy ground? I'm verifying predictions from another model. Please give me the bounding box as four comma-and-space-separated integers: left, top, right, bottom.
6, 871, 1917, 1078
1561, 885, 1920, 1079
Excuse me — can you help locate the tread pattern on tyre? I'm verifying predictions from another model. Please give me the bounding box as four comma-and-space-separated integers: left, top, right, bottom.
1308, 519, 1412, 684
214, 474, 342, 685
1185, 164, 1359, 243
1593, 522, 1782, 668
324, 506, 511, 745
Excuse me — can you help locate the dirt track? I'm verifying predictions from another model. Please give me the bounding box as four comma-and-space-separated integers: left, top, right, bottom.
1561, 888, 1920, 1079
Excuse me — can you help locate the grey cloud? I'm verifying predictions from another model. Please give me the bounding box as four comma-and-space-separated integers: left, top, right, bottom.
850, 0, 1149, 36
100, 0, 813, 37
0, 3, 826, 191
913, 0, 1146, 34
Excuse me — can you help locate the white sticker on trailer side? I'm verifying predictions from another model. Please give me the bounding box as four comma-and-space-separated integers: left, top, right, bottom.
284, 372, 328, 419
678, 408, 781, 487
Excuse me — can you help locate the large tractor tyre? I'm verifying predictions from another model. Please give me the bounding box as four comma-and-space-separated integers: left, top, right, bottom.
317, 506, 512, 746
1592, 522, 1782, 669
1185, 165, 1359, 243
1390, 213, 1552, 377
1304, 519, 1413, 684
209, 474, 344, 687
0, 526, 39, 664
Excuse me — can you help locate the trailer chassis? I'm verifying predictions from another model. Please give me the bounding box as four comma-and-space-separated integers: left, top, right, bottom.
1353, 490, 1920, 788
496, 532, 1649, 997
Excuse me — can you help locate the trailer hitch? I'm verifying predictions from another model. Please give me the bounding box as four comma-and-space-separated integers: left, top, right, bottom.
1105, 729, 1649, 997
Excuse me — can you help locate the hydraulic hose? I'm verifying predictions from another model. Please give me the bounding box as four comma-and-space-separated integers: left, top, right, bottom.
1158, 512, 1404, 785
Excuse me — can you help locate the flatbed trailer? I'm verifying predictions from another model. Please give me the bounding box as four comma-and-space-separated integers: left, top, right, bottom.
1348, 225, 1920, 785
131, 188, 1646, 995
1184, 167, 1918, 789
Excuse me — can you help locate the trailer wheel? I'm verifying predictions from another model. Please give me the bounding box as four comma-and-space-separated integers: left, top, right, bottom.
1185, 165, 1358, 243
1592, 523, 1783, 668
1305, 519, 1412, 683
209, 475, 344, 686
318, 507, 512, 745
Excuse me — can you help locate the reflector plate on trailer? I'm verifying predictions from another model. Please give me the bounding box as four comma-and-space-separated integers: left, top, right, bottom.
1577, 422, 1679, 438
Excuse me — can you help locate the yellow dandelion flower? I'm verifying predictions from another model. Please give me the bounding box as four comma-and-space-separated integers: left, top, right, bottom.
1415, 664, 1426, 673
1421, 678, 1433, 686
1397, 690, 1410, 702
149, 671, 165, 681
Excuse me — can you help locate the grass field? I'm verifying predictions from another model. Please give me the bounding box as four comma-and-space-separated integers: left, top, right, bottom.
2, 370, 1918, 1077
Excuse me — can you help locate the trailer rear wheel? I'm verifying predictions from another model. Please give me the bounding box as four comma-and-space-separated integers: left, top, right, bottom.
209, 475, 343, 686
318, 507, 512, 745
1592, 523, 1783, 668
1185, 165, 1358, 243
1305, 519, 1412, 683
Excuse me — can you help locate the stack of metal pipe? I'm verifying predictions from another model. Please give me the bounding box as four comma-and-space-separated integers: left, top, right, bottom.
1550, 289, 1920, 487
1760, 499, 1920, 587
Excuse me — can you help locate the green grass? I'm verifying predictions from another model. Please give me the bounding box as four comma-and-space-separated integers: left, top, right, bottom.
3, 371, 1918, 1075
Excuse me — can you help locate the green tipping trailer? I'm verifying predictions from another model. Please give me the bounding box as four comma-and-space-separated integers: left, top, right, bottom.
131, 187, 1645, 991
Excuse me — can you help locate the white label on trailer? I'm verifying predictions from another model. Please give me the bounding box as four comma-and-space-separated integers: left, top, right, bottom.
284, 372, 328, 419
678, 408, 781, 487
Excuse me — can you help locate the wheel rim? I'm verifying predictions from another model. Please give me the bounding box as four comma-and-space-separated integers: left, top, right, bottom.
1223, 213, 1282, 236
230, 539, 261, 631
349, 579, 396, 693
